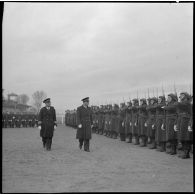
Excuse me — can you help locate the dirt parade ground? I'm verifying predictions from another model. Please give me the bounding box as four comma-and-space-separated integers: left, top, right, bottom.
2, 125, 193, 193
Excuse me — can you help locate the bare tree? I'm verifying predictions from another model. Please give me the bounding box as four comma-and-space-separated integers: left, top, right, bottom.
32, 91, 47, 113
17, 94, 29, 105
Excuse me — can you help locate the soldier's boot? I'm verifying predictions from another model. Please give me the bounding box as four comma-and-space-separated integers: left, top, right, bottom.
120, 133, 125, 141
134, 136, 139, 145
166, 142, 172, 154
180, 144, 190, 159
126, 134, 132, 143
139, 136, 144, 147
170, 143, 177, 155
113, 132, 117, 139
159, 142, 166, 152
149, 139, 156, 149
143, 136, 147, 147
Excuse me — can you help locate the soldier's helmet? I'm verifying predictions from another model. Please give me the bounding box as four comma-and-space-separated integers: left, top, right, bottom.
140, 98, 147, 105
127, 101, 132, 107
158, 95, 166, 103
179, 92, 191, 101
132, 98, 139, 105
168, 93, 178, 102
114, 104, 119, 109
150, 97, 158, 104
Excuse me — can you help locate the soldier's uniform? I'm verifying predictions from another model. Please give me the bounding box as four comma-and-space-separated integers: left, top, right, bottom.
38, 98, 57, 151
111, 104, 119, 139
76, 97, 92, 152
104, 105, 110, 136
163, 93, 178, 155
97, 106, 104, 135
155, 96, 166, 152
118, 103, 126, 141
125, 101, 133, 143
146, 97, 157, 149
107, 105, 112, 137
131, 99, 139, 145
138, 98, 148, 147
175, 92, 192, 158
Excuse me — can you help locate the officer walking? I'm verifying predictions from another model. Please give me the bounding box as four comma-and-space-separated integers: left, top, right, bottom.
76, 97, 93, 152
38, 98, 57, 151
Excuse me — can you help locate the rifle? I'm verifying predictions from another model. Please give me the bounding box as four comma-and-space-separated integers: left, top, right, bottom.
161, 84, 165, 96
173, 82, 178, 99
152, 88, 155, 97
156, 87, 158, 98
147, 88, 150, 99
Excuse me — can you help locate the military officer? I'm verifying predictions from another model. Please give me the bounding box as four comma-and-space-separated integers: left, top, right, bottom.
76, 97, 93, 152
38, 98, 57, 151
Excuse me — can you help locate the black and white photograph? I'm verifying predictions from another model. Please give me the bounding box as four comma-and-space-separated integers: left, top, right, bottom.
2, 1, 193, 193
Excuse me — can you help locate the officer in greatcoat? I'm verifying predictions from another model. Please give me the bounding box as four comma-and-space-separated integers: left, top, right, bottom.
38, 98, 57, 151
76, 97, 93, 152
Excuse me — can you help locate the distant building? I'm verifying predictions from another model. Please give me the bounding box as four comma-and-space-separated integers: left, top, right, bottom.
2, 92, 35, 114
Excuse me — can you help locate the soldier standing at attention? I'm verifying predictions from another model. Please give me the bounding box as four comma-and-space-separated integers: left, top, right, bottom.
76, 97, 93, 152
175, 92, 192, 159
162, 93, 178, 155
138, 98, 148, 147
131, 99, 139, 145
155, 95, 166, 152
38, 98, 57, 151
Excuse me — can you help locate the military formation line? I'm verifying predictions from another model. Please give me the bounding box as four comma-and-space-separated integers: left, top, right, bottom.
65, 91, 193, 159
2, 113, 39, 128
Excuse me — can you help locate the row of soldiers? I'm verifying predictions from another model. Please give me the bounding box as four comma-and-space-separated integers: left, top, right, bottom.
2, 112, 39, 128
65, 92, 193, 159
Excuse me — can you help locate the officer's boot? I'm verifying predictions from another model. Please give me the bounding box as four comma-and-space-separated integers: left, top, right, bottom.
42, 137, 46, 148
84, 140, 90, 152
45, 138, 50, 151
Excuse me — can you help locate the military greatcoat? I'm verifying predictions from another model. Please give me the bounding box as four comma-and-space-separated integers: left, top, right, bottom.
38, 106, 56, 138
76, 105, 92, 140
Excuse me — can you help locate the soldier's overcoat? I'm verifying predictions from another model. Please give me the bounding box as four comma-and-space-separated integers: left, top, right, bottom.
76, 105, 92, 140
38, 106, 56, 138
175, 101, 192, 141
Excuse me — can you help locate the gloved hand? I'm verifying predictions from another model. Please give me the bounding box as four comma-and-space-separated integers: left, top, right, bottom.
152, 124, 155, 129
130, 122, 132, 126
144, 122, 147, 127
78, 124, 82, 128
122, 122, 124, 127
174, 125, 178, 131
188, 126, 192, 132
38, 126, 41, 130
54, 125, 57, 130
134, 122, 137, 126
91, 125, 93, 128
161, 124, 165, 130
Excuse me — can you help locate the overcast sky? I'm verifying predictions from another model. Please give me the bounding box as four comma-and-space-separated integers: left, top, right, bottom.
3, 2, 193, 113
